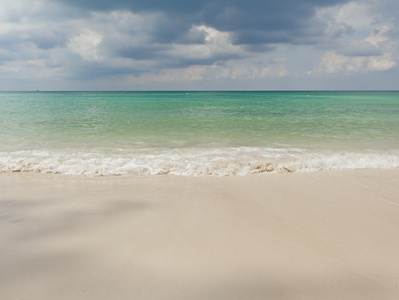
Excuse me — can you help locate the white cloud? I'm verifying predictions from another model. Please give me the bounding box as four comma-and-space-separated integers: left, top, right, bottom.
336, 1, 374, 29
165, 25, 244, 61
366, 53, 396, 71
317, 50, 396, 74
317, 22, 397, 75
196, 25, 230, 45
317, 51, 364, 74
315, 6, 353, 39
67, 29, 103, 61
365, 25, 390, 46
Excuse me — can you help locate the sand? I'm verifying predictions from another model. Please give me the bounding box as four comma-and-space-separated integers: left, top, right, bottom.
1, 169, 399, 299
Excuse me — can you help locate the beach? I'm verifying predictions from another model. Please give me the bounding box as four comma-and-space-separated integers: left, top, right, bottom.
1, 169, 399, 299
3, 0, 399, 298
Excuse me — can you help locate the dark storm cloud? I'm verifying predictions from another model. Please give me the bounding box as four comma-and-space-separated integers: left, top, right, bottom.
0, 15, 68, 52
57, 0, 351, 46
3, 0, 397, 90
35, 0, 353, 81
24, 31, 67, 50
57, 0, 348, 16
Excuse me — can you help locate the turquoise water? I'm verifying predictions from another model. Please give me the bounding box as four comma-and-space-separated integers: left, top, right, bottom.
1, 91, 399, 175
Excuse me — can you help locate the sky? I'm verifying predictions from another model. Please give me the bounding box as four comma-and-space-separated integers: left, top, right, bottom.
0, 0, 399, 90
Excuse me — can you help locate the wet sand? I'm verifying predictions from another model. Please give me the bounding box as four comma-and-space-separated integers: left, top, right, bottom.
1, 169, 399, 299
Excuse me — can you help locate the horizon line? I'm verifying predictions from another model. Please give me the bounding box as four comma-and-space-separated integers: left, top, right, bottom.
1, 89, 399, 93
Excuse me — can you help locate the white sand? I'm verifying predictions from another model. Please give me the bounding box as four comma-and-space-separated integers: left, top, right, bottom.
1, 169, 399, 299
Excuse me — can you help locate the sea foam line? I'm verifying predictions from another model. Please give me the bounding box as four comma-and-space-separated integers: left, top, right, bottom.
1, 148, 399, 176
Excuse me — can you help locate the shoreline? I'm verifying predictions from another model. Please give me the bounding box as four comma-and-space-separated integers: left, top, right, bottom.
1, 169, 399, 299
2, 148, 399, 176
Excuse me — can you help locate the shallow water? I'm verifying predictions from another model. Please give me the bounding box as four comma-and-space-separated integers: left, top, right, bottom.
1, 91, 398, 175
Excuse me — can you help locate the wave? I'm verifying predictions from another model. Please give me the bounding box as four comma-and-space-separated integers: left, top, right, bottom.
1, 147, 399, 176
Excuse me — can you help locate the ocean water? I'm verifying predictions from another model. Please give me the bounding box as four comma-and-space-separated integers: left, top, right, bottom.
1, 91, 398, 176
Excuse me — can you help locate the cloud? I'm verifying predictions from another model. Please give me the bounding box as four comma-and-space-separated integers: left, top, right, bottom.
68, 30, 103, 61
0, 0, 399, 90
338, 40, 382, 57
127, 58, 288, 83
317, 50, 396, 74
52, 0, 354, 49
366, 53, 397, 71
314, 2, 399, 76
162, 25, 244, 63
365, 26, 391, 46
336, 1, 374, 29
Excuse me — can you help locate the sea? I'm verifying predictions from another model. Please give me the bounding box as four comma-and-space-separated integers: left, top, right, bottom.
1, 91, 398, 176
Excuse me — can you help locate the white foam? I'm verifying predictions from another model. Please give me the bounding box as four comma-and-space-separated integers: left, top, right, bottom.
1, 148, 399, 176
